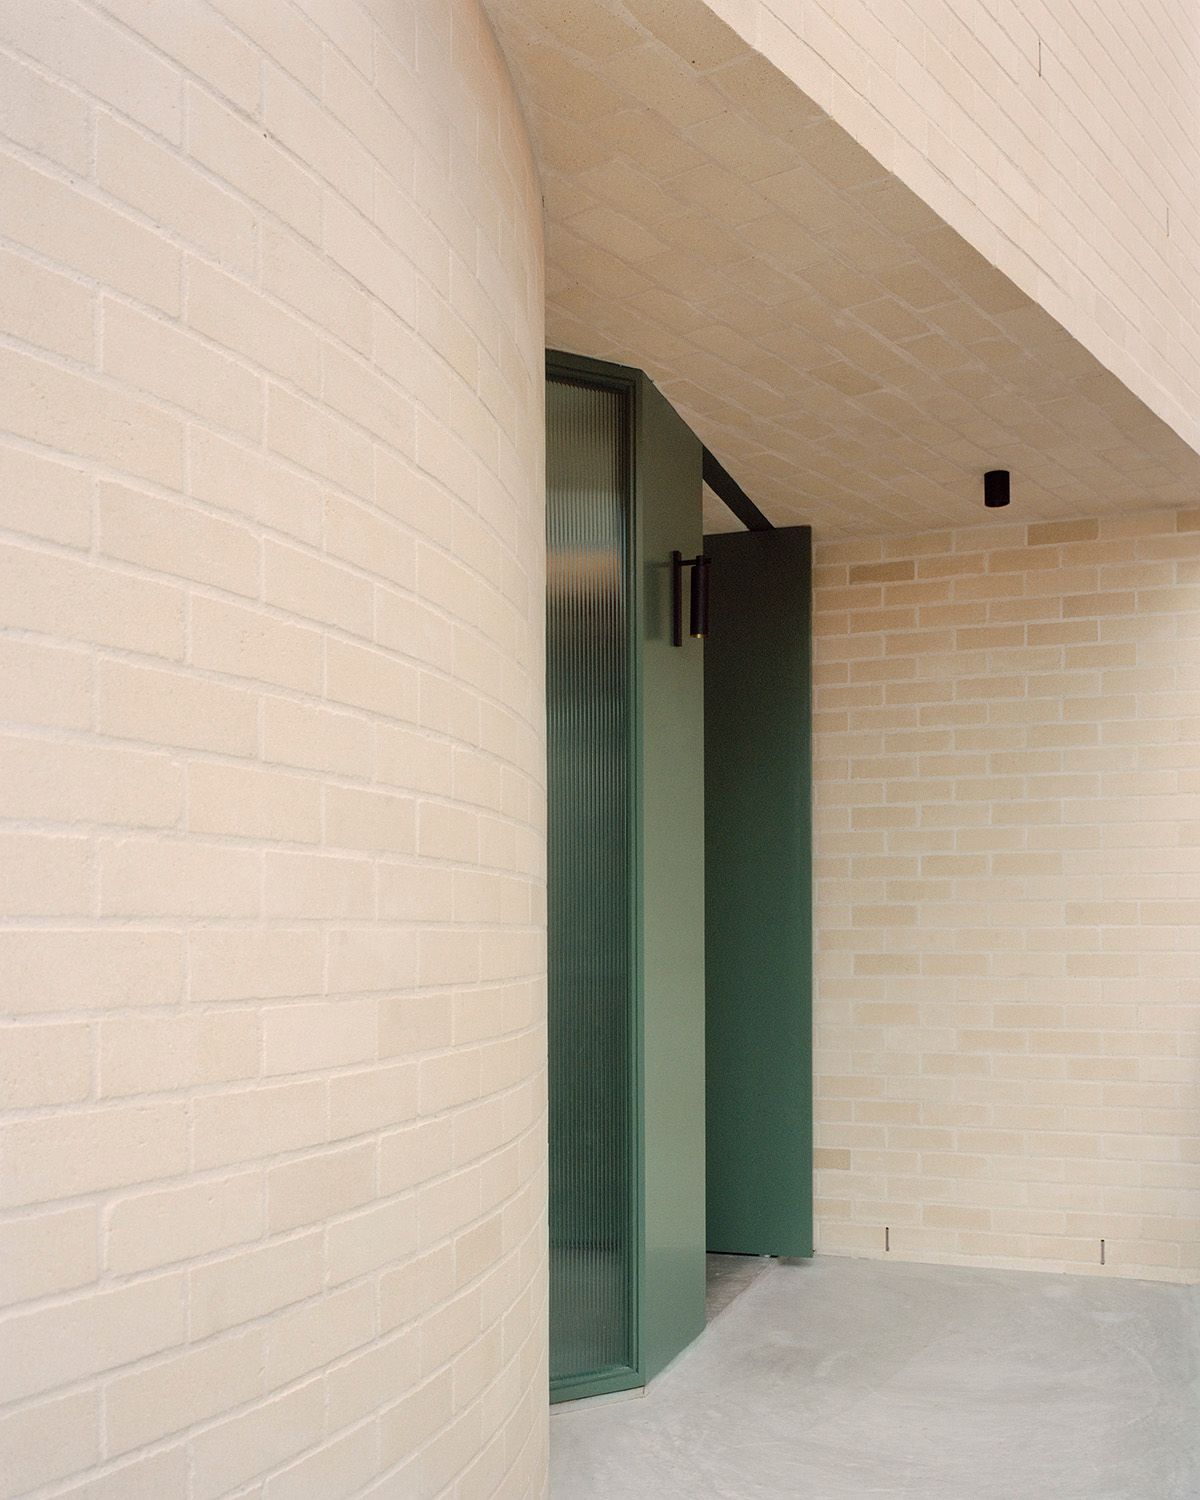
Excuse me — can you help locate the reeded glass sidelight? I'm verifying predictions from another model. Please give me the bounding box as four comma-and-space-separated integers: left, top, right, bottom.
546, 374, 635, 1389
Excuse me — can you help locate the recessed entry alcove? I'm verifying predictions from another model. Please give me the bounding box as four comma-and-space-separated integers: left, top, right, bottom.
545, 352, 813, 1400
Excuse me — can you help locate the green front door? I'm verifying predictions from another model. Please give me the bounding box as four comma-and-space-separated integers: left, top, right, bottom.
636, 375, 706, 1381
704, 527, 814, 1257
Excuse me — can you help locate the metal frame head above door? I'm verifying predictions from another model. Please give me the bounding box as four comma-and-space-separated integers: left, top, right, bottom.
701, 448, 774, 533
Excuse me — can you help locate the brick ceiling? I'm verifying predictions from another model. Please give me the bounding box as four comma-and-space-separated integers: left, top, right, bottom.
484, 0, 1200, 536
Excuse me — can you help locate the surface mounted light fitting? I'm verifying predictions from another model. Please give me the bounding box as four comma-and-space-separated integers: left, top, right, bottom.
671, 550, 710, 646
984, 469, 1011, 508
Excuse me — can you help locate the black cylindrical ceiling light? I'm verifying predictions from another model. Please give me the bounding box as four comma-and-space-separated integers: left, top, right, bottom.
984, 469, 1011, 508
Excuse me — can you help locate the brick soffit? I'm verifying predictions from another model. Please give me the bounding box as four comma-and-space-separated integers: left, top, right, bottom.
483, 0, 1200, 537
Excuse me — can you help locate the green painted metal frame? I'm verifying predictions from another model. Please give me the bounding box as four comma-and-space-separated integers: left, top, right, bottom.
546, 351, 646, 1405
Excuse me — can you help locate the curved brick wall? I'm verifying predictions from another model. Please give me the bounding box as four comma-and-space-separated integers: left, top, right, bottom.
0, 1, 548, 1495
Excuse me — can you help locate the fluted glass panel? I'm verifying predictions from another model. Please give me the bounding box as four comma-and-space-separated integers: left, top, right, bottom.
546, 374, 634, 1388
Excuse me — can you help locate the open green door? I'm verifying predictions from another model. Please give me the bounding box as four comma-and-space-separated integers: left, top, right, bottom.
704, 527, 813, 1257
636, 376, 706, 1382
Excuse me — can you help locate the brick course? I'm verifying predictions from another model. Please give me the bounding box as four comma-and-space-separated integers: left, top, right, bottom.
814, 509, 1200, 1282
0, 1, 547, 1495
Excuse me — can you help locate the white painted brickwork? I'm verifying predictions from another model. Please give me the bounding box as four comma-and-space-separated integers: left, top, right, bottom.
0, 1, 547, 1496
814, 509, 1200, 1283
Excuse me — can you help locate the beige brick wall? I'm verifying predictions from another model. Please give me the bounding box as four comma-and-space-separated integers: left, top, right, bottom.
704, 0, 1200, 472
814, 508, 1200, 1283
0, 2, 548, 1496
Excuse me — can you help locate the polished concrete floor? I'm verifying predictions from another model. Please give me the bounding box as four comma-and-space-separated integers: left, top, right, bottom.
704, 1250, 772, 1320
551, 1255, 1200, 1499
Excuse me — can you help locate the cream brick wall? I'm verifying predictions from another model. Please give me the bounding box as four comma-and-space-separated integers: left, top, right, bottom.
0, 2, 547, 1497
814, 507, 1200, 1283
